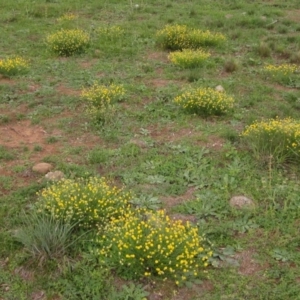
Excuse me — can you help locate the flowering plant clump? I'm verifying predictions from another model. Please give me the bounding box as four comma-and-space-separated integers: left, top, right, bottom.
241, 117, 300, 163
263, 63, 299, 85
96, 25, 125, 40
168, 49, 211, 68
36, 177, 133, 228
57, 12, 77, 22
81, 83, 125, 123
156, 24, 226, 50
264, 63, 298, 77
96, 209, 212, 284
0, 56, 29, 77
174, 87, 234, 116
46, 29, 90, 56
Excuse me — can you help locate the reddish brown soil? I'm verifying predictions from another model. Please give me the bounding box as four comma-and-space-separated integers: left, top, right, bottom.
56, 84, 81, 96
162, 187, 196, 210
235, 249, 267, 276
0, 76, 16, 85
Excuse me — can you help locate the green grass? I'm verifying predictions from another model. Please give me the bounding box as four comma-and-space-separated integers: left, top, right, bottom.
0, 0, 300, 299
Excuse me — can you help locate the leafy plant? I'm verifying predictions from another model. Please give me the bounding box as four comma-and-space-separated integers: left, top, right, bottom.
271, 248, 293, 262
231, 215, 258, 233
0, 146, 15, 161
129, 194, 162, 210
174, 196, 227, 219
110, 283, 149, 300
51, 260, 112, 300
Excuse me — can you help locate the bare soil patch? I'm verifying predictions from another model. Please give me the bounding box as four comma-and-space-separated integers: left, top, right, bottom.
56, 84, 81, 96
78, 58, 99, 69
235, 249, 266, 276
0, 120, 49, 149
147, 51, 169, 63
147, 78, 183, 88
162, 187, 196, 210
0, 76, 16, 85
148, 125, 200, 143
286, 10, 300, 22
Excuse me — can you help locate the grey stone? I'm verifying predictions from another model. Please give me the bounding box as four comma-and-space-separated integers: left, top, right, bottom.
45, 171, 65, 181
32, 163, 53, 174
215, 85, 225, 92
230, 196, 255, 209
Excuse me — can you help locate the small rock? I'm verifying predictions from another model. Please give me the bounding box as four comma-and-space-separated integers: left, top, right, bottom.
230, 196, 255, 209
215, 85, 225, 92
32, 163, 53, 174
45, 171, 65, 182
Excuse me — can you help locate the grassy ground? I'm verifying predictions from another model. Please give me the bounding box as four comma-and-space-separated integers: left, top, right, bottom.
0, 0, 300, 299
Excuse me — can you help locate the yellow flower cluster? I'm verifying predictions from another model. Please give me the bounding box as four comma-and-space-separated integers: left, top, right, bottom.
241, 117, 300, 161
168, 49, 211, 68
57, 12, 77, 22
97, 209, 212, 284
0, 56, 29, 77
46, 29, 90, 56
81, 83, 125, 121
156, 24, 226, 50
37, 177, 132, 228
174, 87, 234, 116
264, 63, 298, 77
97, 25, 125, 39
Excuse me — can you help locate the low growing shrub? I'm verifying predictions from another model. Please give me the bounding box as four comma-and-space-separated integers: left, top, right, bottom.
168, 49, 211, 68
241, 117, 300, 163
174, 87, 234, 116
46, 29, 90, 56
81, 83, 125, 123
156, 24, 226, 50
0, 56, 29, 77
36, 177, 132, 228
96, 209, 212, 285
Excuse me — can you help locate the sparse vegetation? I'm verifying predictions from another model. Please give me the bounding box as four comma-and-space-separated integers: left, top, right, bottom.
1, 0, 300, 299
